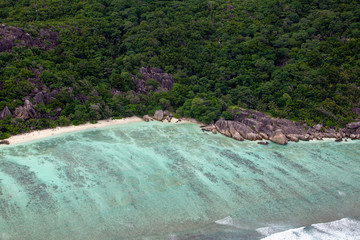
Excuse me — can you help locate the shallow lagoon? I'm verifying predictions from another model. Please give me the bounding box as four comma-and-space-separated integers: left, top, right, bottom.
0, 122, 359, 239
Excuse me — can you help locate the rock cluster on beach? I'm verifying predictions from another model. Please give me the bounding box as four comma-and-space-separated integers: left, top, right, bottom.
143, 110, 174, 122
203, 109, 360, 145
0, 140, 10, 145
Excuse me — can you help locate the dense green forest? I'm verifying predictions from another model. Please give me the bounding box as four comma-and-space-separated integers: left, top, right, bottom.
0, 0, 360, 139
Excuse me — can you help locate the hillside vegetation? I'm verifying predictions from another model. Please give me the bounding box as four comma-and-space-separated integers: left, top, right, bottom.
0, 0, 360, 139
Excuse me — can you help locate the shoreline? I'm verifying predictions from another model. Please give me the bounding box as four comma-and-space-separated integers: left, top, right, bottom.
1, 116, 201, 146
1, 115, 357, 146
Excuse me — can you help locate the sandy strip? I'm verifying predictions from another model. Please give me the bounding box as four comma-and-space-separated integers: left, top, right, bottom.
2, 116, 201, 146
4, 116, 143, 145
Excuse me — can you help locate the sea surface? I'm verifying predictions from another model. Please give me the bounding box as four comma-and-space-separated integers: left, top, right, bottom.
0, 121, 359, 240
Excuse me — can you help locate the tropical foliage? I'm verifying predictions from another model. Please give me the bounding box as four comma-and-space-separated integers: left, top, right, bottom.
1, 0, 360, 138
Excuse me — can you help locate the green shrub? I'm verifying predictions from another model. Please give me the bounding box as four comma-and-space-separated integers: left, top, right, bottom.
221, 111, 234, 120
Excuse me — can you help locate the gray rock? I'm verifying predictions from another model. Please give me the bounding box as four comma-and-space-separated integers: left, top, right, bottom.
33, 92, 44, 105
298, 134, 310, 141
132, 67, 174, 94
215, 119, 232, 137
313, 123, 323, 131
229, 121, 260, 140
14, 106, 29, 120
14, 100, 37, 120
0, 140, 10, 145
259, 132, 269, 140
0, 106, 12, 120
287, 134, 299, 142
241, 118, 264, 132
346, 122, 360, 129
143, 115, 152, 122
270, 129, 288, 145
24, 99, 33, 109
153, 110, 164, 121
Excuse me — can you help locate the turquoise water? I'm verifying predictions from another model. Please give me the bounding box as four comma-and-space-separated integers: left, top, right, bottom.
0, 122, 359, 239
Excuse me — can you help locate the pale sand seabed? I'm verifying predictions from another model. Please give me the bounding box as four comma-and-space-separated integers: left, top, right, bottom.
3, 116, 200, 145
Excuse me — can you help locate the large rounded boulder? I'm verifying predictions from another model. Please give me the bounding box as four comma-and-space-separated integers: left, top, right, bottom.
270, 129, 288, 145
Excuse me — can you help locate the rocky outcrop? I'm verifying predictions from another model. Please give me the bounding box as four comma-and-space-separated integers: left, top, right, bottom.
153, 110, 164, 121
14, 100, 38, 120
210, 108, 360, 144
0, 106, 12, 120
0, 140, 10, 145
215, 119, 262, 141
270, 129, 288, 145
215, 120, 232, 137
33, 91, 45, 105
0, 24, 58, 52
143, 109, 174, 122
143, 115, 152, 122
132, 67, 174, 94
346, 122, 360, 129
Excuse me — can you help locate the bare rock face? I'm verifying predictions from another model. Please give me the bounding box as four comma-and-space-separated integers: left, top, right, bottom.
346, 122, 360, 129
0, 106, 12, 120
14, 100, 37, 120
287, 134, 299, 142
241, 118, 264, 132
259, 132, 269, 140
14, 106, 29, 120
270, 129, 288, 145
0, 24, 58, 52
227, 121, 244, 141
231, 131, 244, 141
132, 67, 174, 94
33, 92, 44, 105
215, 119, 231, 137
229, 120, 260, 140
313, 124, 323, 131
153, 110, 164, 121
209, 108, 360, 144
143, 115, 152, 122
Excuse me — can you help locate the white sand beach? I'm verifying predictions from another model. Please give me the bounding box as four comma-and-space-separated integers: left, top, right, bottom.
4, 116, 143, 145
2, 116, 201, 145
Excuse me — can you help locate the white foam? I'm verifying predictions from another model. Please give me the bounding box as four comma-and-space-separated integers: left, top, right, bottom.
169, 233, 178, 240
338, 191, 346, 196
215, 216, 234, 226
256, 225, 292, 236
260, 218, 360, 240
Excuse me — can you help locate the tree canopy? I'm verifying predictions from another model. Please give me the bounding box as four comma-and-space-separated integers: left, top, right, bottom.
0, 0, 360, 138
